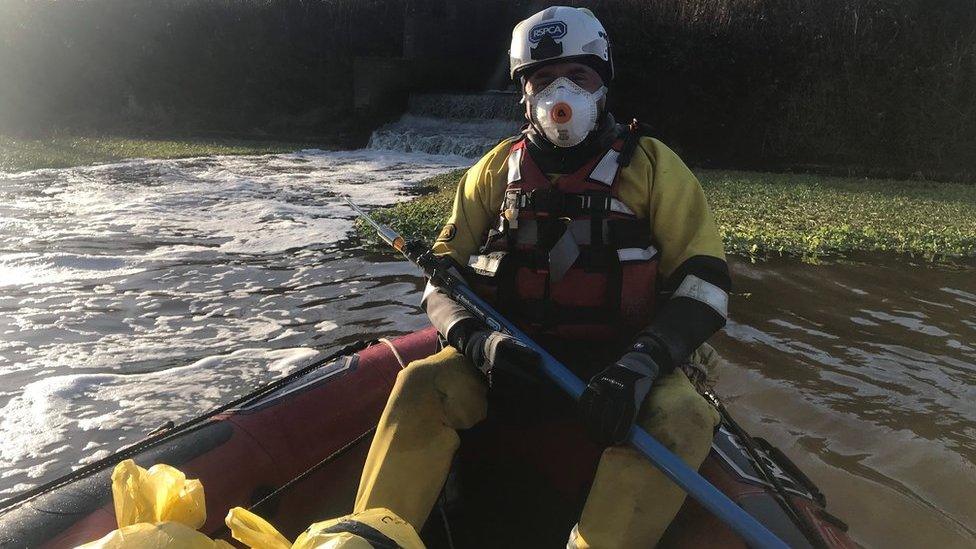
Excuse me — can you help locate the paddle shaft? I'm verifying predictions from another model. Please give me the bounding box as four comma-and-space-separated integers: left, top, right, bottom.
448, 283, 788, 549
345, 199, 788, 548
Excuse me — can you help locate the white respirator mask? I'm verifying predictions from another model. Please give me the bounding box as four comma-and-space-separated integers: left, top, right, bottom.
525, 77, 606, 148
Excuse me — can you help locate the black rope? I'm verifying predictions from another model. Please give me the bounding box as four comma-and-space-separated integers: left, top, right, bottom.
248, 426, 377, 514
207, 425, 377, 541
705, 388, 828, 548
437, 493, 456, 549
0, 339, 372, 515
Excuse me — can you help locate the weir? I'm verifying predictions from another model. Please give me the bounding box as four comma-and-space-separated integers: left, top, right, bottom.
367, 92, 523, 158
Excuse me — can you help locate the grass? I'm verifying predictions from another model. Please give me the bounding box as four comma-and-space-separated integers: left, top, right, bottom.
357, 168, 976, 262
0, 134, 314, 172
705, 171, 976, 261
356, 170, 464, 248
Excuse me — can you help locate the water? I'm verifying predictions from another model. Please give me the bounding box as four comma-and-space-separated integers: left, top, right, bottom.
1, 101, 975, 547
367, 92, 523, 157
713, 257, 976, 548
0, 148, 469, 496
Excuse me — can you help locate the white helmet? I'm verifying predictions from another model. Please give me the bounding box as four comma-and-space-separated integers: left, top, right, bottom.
509, 6, 613, 83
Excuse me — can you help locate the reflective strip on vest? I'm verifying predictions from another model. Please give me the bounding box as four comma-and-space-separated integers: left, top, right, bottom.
673, 274, 729, 319
610, 198, 636, 216
468, 253, 506, 276
589, 149, 621, 186
507, 147, 524, 184
567, 523, 583, 549
617, 245, 659, 262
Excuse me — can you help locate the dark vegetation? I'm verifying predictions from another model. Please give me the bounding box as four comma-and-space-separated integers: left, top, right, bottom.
1, 0, 974, 181
0, 0, 408, 144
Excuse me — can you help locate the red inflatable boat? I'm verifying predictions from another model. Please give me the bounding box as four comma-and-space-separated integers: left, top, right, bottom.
0, 328, 855, 548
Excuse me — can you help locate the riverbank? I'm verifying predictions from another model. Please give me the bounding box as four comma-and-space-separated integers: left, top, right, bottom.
358, 168, 976, 262
0, 134, 320, 172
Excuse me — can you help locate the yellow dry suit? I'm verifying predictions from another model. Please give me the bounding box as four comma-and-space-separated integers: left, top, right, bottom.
356, 122, 729, 548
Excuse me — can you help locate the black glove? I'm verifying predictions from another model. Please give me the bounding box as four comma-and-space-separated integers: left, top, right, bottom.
579, 350, 660, 446
447, 319, 540, 386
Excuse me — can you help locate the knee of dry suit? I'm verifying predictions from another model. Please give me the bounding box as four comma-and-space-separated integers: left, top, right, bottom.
637, 372, 720, 460
394, 346, 488, 431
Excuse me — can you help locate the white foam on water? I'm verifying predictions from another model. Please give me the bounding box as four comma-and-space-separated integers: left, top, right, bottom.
0, 346, 320, 495
1, 149, 469, 283
0, 147, 467, 496
368, 114, 520, 157
315, 320, 339, 332
0, 253, 147, 288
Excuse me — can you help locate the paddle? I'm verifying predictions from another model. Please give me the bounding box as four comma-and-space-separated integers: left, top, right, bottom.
348, 198, 789, 549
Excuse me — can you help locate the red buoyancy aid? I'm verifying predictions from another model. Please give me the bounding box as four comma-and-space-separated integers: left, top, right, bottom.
467, 134, 659, 342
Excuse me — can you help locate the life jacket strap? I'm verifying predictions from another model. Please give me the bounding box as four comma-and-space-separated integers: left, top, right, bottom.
511, 218, 651, 249
508, 188, 636, 217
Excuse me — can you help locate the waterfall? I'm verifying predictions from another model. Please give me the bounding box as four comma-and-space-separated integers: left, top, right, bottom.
367, 92, 524, 158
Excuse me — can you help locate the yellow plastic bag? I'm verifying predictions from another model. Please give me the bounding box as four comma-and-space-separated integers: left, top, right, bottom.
79, 460, 425, 549
77, 459, 232, 549
76, 521, 233, 549
293, 507, 425, 549
225, 506, 426, 549
111, 458, 206, 529
224, 506, 292, 549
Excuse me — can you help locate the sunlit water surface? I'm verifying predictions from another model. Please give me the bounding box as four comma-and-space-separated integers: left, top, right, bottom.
0, 149, 467, 494
0, 150, 973, 548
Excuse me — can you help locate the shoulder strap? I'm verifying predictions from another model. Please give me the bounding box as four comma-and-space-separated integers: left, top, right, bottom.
617, 118, 654, 168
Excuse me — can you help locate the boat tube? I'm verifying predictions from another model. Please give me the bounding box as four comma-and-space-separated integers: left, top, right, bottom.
0, 328, 854, 548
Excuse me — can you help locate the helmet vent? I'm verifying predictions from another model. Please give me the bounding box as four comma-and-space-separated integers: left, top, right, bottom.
580, 38, 607, 59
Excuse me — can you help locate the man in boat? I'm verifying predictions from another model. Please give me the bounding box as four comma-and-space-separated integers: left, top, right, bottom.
355, 6, 729, 547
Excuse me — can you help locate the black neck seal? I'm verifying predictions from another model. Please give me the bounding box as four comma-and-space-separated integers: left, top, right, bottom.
523, 112, 622, 174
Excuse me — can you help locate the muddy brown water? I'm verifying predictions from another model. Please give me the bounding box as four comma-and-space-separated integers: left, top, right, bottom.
714, 256, 976, 548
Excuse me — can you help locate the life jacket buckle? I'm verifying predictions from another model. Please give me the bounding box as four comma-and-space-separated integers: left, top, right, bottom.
530, 188, 561, 215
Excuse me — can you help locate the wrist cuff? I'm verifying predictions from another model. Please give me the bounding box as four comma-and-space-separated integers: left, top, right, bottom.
628, 331, 675, 375
447, 317, 483, 352
617, 351, 660, 379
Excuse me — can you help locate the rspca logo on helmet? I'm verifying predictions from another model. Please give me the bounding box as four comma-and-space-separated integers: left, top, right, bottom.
529, 21, 567, 43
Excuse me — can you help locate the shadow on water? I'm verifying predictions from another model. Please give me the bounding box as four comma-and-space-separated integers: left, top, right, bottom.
713, 255, 976, 547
